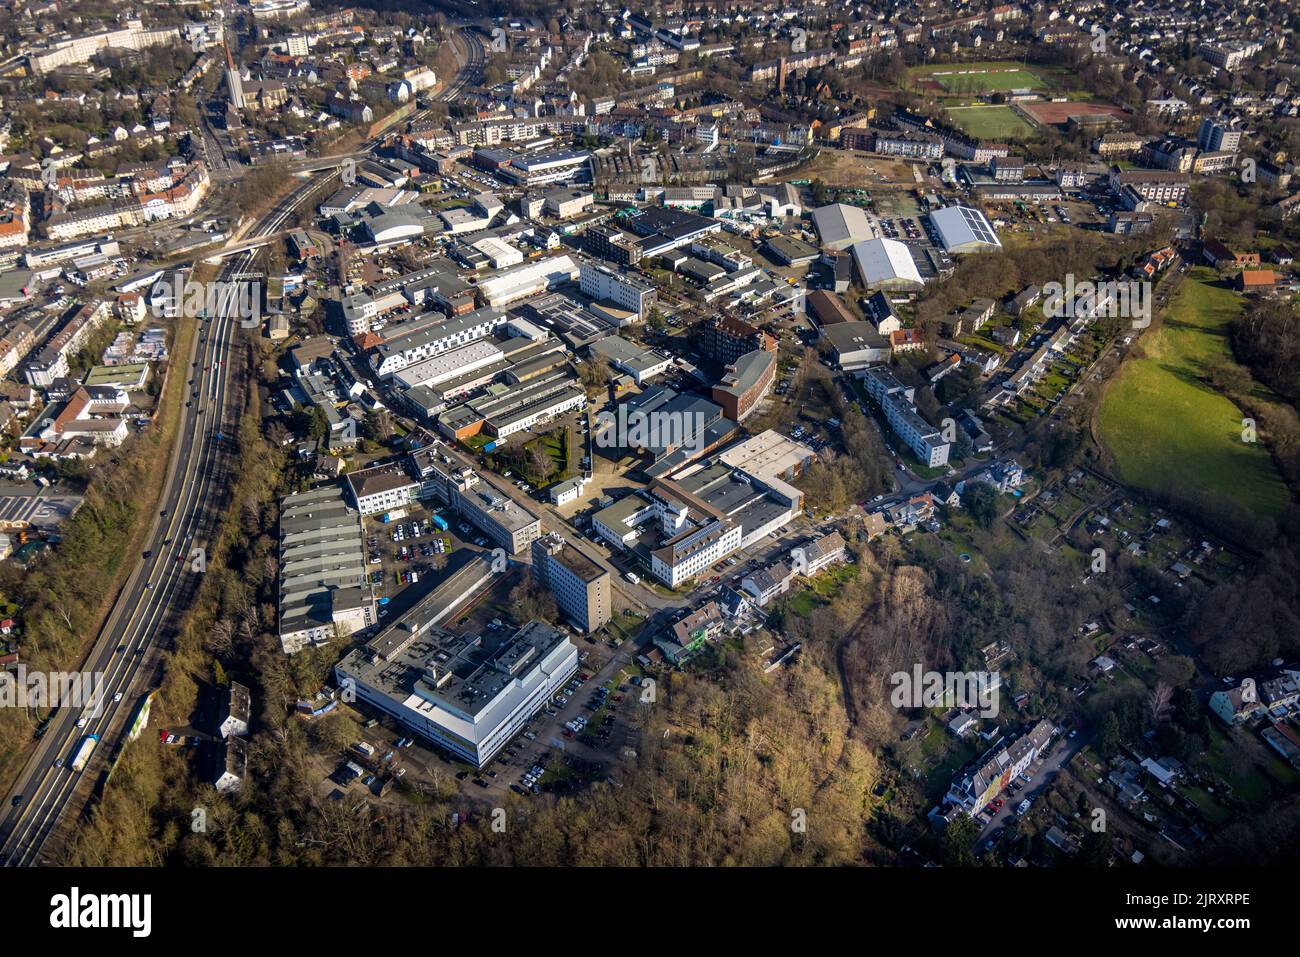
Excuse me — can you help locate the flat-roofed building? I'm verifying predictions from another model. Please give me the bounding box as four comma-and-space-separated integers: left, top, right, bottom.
372, 307, 507, 377
863, 365, 950, 467
532, 531, 611, 632
335, 562, 577, 767
346, 461, 421, 515
390, 339, 504, 392
543, 187, 595, 219
578, 259, 656, 320
278, 485, 375, 654
590, 335, 673, 385
821, 321, 891, 372
446, 468, 543, 554
476, 254, 579, 308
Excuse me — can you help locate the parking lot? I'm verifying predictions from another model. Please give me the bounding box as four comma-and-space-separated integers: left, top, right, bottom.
362, 501, 477, 617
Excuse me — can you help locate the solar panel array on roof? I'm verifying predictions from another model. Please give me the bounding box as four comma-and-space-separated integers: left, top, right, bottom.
930, 205, 1002, 252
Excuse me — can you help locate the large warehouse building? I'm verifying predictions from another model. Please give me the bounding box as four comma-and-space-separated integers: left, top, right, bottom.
278, 486, 375, 654
811, 203, 878, 251
849, 237, 925, 290
929, 205, 1003, 253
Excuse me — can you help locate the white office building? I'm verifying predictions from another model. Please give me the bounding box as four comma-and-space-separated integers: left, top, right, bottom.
579, 259, 657, 320
336, 590, 579, 768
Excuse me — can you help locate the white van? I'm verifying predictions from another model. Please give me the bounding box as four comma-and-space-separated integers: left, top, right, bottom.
624, 571, 640, 585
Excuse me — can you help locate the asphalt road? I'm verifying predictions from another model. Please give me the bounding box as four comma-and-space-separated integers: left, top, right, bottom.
0, 178, 332, 867
0, 22, 496, 866
977, 732, 1086, 842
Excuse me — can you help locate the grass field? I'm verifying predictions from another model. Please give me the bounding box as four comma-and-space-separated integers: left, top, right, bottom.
909, 61, 1047, 94
936, 68, 1040, 93
1098, 268, 1289, 520
945, 105, 1035, 139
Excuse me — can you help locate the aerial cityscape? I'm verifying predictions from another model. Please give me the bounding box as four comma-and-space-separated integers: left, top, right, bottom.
0, 0, 1292, 914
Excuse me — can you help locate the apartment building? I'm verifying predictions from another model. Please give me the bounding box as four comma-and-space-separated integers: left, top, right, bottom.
27, 18, 182, 74
1197, 117, 1242, 153
699, 313, 775, 364
793, 531, 847, 577
863, 365, 950, 468
946, 719, 1055, 816
1109, 167, 1190, 205
871, 130, 944, 159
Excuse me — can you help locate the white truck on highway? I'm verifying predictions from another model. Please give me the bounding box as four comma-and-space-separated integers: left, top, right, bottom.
70, 734, 99, 773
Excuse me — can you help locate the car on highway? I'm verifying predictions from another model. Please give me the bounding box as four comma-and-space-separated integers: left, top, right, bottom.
11, 794, 21, 807
54, 757, 64, 768
113, 691, 123, 703
77, 717, 87, 728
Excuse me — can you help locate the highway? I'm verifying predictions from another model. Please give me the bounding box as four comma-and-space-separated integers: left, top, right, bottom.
0, 177, 333, 866
0, 23, 487, 865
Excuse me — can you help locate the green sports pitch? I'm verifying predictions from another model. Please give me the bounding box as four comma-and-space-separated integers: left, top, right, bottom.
910, 62, 1047, 94
945, 105, 1035, 140
936, 68, 1041, 92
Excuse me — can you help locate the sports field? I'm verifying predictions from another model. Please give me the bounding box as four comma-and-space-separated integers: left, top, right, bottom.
1098, 269, 1289, 520
945, 105, 1035, 140
909, 61, 1047, 95
1019, 99, 1128, 126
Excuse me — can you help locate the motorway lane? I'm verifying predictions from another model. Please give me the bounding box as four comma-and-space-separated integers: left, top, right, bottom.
0, 179, 330, 866
0, 291, 233, 864
0, 32, 486, 862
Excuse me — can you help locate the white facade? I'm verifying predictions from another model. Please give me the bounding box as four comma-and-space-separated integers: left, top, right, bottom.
579, 259, 656, 319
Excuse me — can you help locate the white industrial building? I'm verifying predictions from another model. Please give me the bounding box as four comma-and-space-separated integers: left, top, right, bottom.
469, 236, 524, 269
929, 205, 1002, 253
850, 237, 925, 290
390, 339, 504, 392
476, 255, 580, 307
372, 307, 508, 377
